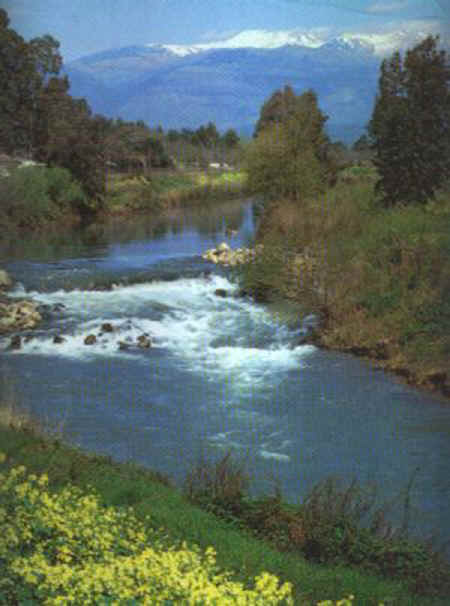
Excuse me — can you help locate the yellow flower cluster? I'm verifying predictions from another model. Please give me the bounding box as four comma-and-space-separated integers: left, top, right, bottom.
0, 457, 293, 604
317, 596, 354, 606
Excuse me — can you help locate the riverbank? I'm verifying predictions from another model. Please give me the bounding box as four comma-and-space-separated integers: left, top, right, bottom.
0, 159, 247, 232
104, 169, 247, 217
236, 165, 450, 400
1, 395, 448, 605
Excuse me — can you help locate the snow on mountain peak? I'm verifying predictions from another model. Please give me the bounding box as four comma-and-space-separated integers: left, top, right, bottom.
147, 22, 448, 58
339, 21, 445, 56
147, 28, 326, 56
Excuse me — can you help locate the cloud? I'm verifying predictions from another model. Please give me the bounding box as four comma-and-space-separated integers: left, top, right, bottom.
366, 1, 411, 14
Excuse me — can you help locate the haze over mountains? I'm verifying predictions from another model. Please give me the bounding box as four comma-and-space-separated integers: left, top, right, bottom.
64, 22, 448, 143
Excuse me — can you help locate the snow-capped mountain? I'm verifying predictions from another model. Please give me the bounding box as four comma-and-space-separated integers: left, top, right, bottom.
146, 20, 448, 58
64, 21, 448, 143
147, 29, 326, 57
339, 20, 447, 56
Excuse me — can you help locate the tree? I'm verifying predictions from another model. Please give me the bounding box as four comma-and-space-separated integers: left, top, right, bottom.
33, 76, 105, 208
368, 35, 450, 205
0, 9, 35, 153
246, 88, 335, 201
253, 85, 297, 138
0, 10, 64, 156
222, 128, 240, 148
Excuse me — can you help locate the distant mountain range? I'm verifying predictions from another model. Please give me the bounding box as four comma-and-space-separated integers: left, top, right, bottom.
64, 23, 448, 144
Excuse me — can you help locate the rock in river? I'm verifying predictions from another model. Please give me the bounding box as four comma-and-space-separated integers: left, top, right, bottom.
0, 270, 13, 290
0, 299, 42, 333
9, 335, 21, 350
137, 335, 151, 348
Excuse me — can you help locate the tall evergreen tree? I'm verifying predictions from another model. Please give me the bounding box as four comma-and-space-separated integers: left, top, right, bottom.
369, 36, 450, 205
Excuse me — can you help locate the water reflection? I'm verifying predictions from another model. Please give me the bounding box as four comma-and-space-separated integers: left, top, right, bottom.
0, 199, 251, 263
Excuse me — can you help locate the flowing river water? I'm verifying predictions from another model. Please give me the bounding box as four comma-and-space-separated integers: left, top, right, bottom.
1, 199, 449, 550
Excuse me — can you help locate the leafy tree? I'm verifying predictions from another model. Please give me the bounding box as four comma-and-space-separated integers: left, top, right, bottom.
0, 10, 63, 155
222, 128, 240, 148
33, 76, 105, 209
368, 35, 450, 205
0, 9, 35, 153
253, 84, 297, 138
247, 88, 335, 200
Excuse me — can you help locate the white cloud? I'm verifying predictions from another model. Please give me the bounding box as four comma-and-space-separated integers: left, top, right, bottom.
367, 1, 410, 13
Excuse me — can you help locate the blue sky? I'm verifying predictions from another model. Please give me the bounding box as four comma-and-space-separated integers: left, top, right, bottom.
3, 0, 448, 61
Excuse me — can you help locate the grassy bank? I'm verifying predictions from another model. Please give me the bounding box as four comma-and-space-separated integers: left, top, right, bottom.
239, 164, 450, 398
104, 169, 248, 216
1, 380, 449, 604
0, 164, 247, 232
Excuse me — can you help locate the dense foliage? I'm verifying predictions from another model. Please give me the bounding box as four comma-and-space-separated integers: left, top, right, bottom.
368, 35, 450, 206
0, 165, 87, 229
246, 87, 336, 201
0, 456, 294, 604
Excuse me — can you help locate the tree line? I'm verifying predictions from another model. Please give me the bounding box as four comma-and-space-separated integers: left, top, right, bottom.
247, 35, 449, 207
0, 9, 241, 216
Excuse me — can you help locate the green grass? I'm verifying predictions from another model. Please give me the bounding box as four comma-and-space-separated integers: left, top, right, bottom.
238, 166, 450, 396
0, 392, 448, 605
104, 170, 248, 215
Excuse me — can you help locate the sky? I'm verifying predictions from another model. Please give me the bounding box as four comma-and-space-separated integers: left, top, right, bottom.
2, 0, 449, 62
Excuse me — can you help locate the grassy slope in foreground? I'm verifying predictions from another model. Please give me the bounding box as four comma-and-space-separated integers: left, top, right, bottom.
0, 399, 440, 605
241, 165, 450, 398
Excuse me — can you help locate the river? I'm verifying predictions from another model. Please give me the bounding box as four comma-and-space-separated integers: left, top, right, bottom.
1, 199, 449, 551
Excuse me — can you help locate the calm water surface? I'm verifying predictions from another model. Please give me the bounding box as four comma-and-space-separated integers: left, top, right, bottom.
1, 200, 449, 549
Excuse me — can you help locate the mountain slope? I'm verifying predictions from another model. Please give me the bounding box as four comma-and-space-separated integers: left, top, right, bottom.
64, 25, 447, 143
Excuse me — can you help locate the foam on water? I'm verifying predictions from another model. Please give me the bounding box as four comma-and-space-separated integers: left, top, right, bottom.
4, 275, 316, 383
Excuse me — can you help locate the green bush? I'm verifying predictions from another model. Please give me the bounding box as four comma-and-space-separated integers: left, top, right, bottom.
0, 165, 85, 228
184, 452, 450, 597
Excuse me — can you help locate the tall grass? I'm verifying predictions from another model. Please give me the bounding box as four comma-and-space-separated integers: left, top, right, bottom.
239, 167, 450, 394
183, 451, 450, 598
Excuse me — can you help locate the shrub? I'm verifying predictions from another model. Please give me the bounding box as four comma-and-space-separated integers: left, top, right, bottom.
184, 450, 250, 523
0, 165, 85, 228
